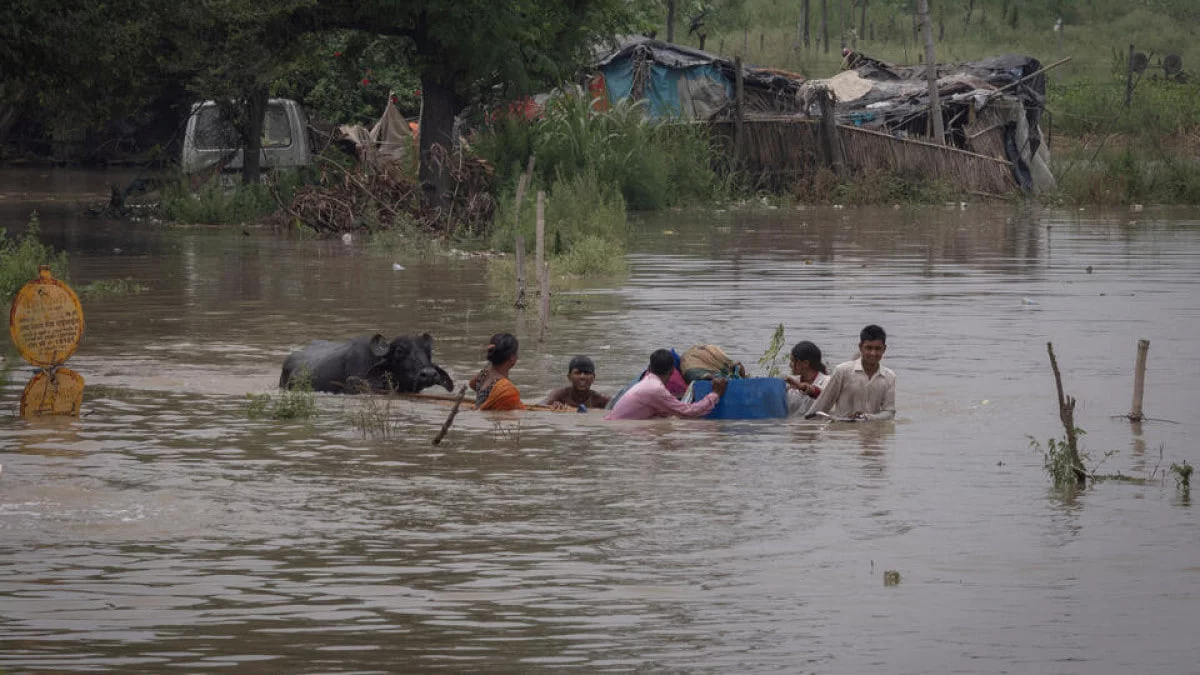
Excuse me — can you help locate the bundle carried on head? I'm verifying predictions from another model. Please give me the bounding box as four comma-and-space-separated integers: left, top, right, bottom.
680, 345, 744, 382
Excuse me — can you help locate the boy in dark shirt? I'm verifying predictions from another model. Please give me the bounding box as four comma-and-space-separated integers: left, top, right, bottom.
542, 355, 611, 410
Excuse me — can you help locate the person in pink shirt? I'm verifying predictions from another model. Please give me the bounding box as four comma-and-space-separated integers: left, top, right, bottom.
605, 349, 728, 420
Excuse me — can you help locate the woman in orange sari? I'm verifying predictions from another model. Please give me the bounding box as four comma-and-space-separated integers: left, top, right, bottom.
470, 333, 525, 411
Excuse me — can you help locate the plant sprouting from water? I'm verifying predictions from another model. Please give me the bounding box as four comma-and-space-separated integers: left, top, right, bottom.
757, 323, 787, 377
1171, 460, 1192, 492
344, 389, 411, 439
1029, 429, 1091, 489
247, 369, 318, 420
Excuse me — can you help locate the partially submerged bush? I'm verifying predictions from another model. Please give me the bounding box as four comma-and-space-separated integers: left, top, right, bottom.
161, 168, 322, 226
247, 369, 318, 420
0, 213, 70, 303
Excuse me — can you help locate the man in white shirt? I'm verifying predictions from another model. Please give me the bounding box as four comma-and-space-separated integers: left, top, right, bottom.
807, 324, 895, 421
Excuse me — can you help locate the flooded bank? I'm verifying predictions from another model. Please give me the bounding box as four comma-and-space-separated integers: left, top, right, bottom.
2, 169, 1198, 671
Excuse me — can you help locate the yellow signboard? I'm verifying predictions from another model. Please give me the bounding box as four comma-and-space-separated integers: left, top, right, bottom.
9, 266, 84, 367
20, 367, 85, 417
9, 265, 85, 418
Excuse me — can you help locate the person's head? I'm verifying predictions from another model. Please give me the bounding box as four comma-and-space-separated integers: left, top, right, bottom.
858, 324, 887, 367
789, 341, 827, 376
486, 333, 519, 368
648, 349, 676, 381
567, 355, 596, 391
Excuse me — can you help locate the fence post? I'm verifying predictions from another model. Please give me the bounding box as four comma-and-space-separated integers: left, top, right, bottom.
1129, 339, 1150, 422
817, 87, 845, 176
536, 191, 548, 340
734, 55, 745, 169
514, 235, 526, 309
1125, 43, 1135, 107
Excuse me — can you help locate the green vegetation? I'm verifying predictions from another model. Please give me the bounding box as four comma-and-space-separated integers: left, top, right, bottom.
0, 214, 70, 303
476, 94, 725, 211
1029, 430, 1091, 490
1171, 461, 1192, 491
344, 391, 409, 439
757, 323, 787, 377
161, 170, 310, 225
247, 369, 318, 420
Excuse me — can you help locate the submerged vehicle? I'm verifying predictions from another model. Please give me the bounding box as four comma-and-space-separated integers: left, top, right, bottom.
181, 98, 312, 178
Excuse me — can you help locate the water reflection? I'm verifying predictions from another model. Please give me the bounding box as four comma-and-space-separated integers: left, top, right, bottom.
2, 174, 1199, 671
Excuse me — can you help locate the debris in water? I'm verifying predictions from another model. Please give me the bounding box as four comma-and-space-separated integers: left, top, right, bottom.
1022, 298, 1039, 305
392, 263, 405, 271
662, 230, 676, 235
883, 570, 901, 586
342, 233, 353, 245
1086, 265, 1093, 273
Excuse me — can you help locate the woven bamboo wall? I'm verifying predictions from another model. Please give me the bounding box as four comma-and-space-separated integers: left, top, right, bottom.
709, 118, 1017, 194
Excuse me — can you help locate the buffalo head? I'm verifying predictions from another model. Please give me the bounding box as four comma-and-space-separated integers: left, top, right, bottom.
365, 333, 454, 393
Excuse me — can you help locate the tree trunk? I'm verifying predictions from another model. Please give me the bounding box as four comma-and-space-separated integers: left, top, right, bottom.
964, 0, 974, 29
803, 0, 811, 49
241, 85, 268, 185
821, 0, 829, 53
917, 0, 944, 145
859, 0, 867, 42
417, 72, 462, 213
666, 0, 676, 43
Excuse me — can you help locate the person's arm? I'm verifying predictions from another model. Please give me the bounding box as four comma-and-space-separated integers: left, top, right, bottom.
861, 375, 895, 421
649, 381, 720, 417
591, 391, 611, 408
540, 386, 569, 406
809, 367, 844, 416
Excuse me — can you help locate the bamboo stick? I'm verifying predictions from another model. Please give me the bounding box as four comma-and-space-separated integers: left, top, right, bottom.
536, 191, 548, 340
1130, 339, 1149, 422
514, 234, 526, 309
431, 384, 468, 445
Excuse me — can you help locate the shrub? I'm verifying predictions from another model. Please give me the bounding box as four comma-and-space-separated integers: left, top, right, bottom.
247, 369, 318, 420
474, 90, 721, 212
0, 213, 70, 303
161, 169, 310, 225
553, 235, 628, 277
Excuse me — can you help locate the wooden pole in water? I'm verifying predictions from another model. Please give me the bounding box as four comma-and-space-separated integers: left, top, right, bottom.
431, 384, 468, 445
514, 234, 526, 309
512, 155, 535, 309
734, 56, 745, 169
1129, 339, 1150, 422
536, 191, 548, 340
1047, 341, 1086, 486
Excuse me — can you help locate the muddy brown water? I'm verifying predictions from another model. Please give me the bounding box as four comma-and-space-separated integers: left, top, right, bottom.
2, 168, 1198, 672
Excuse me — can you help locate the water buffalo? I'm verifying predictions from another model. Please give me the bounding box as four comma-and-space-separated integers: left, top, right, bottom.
280, 333, 454, 394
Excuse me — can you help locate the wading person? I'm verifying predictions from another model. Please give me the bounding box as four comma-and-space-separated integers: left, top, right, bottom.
470, 333, 525, 411
808, 324, 895, 421
605, 349, 726, 420
785, 340, 830, 418
542, 355, 610, 411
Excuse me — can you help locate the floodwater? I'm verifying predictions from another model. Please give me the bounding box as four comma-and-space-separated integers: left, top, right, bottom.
2, 168, 1199, 673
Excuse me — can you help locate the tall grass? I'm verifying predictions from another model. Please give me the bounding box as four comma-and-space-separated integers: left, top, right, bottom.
161, 169, 310, 225
0, 213, 70, 303
488, 169, 630, 280
474, 91, 725, 211
1051, 149, 1200, 205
